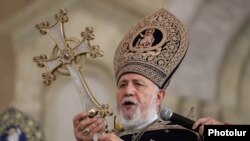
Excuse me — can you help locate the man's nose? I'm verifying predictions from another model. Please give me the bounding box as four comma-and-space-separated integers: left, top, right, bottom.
124, 83, 135, 97
125, 92, 134, 97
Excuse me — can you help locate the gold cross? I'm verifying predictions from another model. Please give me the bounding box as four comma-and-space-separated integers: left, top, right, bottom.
33, 9, 113, 119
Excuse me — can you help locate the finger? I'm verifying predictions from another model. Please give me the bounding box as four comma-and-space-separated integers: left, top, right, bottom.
77, 117, 98, 131
73, 113, 88, 127
98, 133, 123, 141
91, 119, 105, 133
85, 118, 104, 139
204, 118, 224, 125
192, 117, 210, 129
98, 133, 107, 141
199, 124, 204, 136
74, 118, 99, 141
87, 118, 104, 131
81, 126, 104, 141
82, 134, 94, 141
98, 133, 115, 141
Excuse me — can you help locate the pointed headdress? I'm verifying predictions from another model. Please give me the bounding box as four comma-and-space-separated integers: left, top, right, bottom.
114, 8, 188, 89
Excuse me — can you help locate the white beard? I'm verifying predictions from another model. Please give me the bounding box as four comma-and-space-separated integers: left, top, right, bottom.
116, 90, 159, 130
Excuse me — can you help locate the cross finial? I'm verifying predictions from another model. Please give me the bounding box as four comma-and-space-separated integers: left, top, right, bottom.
33, 9, 103, 85
33, 9, 112, 125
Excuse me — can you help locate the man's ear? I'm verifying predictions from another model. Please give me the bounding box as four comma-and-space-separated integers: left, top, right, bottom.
157, 89, 166, 103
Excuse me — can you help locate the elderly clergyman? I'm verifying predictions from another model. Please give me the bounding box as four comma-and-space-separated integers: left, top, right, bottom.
73, 8, 226, 141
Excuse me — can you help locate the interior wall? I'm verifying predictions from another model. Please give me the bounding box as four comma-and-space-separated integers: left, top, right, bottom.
0, 34, 15, 112
164, 0, 250, 121
219, 20, 250, 123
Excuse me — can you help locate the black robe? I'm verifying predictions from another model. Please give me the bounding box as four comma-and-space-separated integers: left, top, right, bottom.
116, 120, 202, 141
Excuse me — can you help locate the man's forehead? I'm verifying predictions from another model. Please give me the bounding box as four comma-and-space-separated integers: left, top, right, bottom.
118, 73, 151, 82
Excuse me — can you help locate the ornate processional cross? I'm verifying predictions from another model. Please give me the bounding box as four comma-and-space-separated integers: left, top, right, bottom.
33, 9, 113, 123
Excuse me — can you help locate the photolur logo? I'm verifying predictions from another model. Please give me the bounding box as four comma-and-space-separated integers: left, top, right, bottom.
208, 129, 247, 136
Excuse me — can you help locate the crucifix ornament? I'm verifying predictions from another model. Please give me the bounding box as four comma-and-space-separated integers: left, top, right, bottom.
33, 9, 113, 125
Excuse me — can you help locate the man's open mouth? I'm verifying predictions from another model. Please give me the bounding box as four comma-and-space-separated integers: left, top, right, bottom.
123, 101, 136, 106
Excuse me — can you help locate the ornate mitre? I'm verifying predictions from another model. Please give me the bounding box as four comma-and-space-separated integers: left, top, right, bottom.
114, 8, 188, 89
0, 107, 45, 141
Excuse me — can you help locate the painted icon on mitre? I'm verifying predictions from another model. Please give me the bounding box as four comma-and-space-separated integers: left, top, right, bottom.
130, 26, 166, 52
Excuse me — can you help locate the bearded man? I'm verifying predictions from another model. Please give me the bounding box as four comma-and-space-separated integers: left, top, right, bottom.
73, 8, 225, 141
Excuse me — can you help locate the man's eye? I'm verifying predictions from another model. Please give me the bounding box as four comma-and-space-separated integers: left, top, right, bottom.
135, 83, 143, 86
118, 83, 126, 88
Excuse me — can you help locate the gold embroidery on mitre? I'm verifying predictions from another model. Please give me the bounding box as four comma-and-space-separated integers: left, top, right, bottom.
114, 8, 188, 89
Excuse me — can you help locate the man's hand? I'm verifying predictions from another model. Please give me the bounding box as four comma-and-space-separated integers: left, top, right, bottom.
192, 117, 225, 136
73, 113, 104, 141
98, 133, 124, 141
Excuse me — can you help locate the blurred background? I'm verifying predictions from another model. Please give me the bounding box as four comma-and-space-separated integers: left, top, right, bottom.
0, 0, 249, 140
